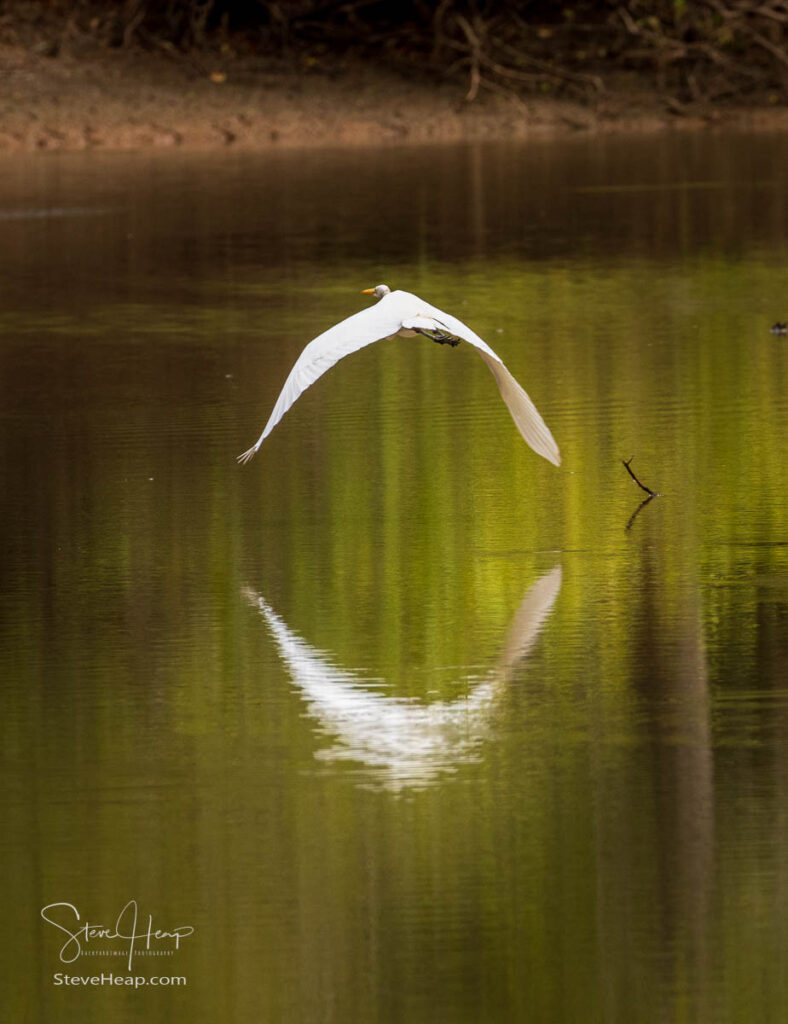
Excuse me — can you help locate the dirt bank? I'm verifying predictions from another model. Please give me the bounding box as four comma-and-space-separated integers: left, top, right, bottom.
2, 43, 788, 153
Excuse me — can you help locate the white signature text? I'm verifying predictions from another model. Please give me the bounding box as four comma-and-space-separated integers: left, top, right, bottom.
41, 900, 194, 971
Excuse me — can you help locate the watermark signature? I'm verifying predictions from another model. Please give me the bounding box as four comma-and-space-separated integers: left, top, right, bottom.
53, 972, 186, 987
41, 900, 194, 972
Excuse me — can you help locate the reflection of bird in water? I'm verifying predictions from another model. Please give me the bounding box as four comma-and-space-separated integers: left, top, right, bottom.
770, 322, 787, 336
242, 566, 561, 791
238, 284, 561, 468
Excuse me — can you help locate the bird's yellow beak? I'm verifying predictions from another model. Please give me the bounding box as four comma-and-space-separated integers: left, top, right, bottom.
361, 287, 376, 295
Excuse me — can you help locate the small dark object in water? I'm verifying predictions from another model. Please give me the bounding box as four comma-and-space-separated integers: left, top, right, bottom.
622, 457, 658, 498
770, 322, 787, 335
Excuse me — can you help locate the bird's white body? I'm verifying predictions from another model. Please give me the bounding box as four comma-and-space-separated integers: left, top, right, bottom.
239, 287, 560, 467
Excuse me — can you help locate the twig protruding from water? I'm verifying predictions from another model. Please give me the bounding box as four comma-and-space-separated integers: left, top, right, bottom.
622, 457, 658, 498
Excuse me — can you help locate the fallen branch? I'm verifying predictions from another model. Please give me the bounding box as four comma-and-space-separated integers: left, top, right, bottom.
741, 24, 788, 69
454, 13, 481, 101
622, 457, 658, 497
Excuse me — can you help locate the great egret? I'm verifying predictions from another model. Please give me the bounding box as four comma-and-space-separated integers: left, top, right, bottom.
238, 284, 561, 467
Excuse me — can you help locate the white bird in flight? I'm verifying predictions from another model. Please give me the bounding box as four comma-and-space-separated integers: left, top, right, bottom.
238, 284, 561, 467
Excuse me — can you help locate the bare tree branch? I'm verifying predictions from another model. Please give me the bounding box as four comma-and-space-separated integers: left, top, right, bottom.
622, 457, 659, 498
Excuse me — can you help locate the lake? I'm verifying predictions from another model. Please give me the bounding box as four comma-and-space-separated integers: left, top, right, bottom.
1, 133, 787, 1023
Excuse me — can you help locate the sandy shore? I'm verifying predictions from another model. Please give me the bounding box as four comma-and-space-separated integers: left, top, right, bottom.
2, 43, 788, 152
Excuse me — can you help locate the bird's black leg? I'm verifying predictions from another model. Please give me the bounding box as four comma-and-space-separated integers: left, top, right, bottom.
414, 327, 461, 347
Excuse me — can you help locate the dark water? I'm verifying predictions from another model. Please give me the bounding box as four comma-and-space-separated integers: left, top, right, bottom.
1, 134, 786, 1023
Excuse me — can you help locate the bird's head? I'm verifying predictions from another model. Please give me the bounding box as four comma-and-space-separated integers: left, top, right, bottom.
362, 284, 390, 300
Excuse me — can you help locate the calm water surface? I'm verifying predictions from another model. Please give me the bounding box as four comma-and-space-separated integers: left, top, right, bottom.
1, 134, 787, 1023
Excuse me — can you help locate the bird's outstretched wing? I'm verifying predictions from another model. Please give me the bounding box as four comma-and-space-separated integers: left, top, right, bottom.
401, 295, 562, 467
238, 296, 406, 463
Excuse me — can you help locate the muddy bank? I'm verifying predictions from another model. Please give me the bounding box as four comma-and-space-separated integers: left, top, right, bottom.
2, 44, 788, 153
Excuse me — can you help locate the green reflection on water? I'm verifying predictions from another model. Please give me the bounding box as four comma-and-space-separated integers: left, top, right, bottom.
0, 137, 786, 1024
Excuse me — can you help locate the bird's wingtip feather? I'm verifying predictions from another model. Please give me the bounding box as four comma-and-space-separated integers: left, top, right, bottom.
545, 441, 562, 467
